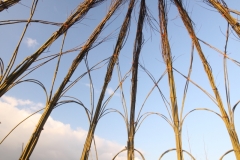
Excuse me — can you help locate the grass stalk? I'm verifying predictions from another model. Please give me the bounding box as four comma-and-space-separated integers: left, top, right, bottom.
127, 0, 145, 159
0, 19, 62, 26
49, 32, 67, 101
159, 0, 182, 159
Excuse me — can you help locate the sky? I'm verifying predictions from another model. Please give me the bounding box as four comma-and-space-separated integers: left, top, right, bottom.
1, 0, 240, 159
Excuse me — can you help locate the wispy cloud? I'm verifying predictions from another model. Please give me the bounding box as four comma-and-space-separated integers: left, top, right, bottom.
85, 84, 119, 97
2, 95, 43, 111
0, 96, 139, 160
106, 87, 114, 95
106, 87, 119, 97
85, 83, 92, 88
25, 37, 38, 48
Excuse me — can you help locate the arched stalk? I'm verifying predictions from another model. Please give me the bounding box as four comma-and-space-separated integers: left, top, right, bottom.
112, 148, 145, 160
159, 148, 196, 160
219, 149, 234, 160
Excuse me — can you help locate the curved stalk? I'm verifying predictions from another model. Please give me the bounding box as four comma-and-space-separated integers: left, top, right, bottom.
112, 148, 145, 160
0, 19, 62, 26
219, 149, 234, 160
159, 148, 196, 160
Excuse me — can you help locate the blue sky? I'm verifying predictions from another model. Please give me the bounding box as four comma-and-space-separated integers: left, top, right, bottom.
1, 0, 240, 159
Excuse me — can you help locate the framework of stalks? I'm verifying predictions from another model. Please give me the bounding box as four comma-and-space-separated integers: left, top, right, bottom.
1, 0, 240, 160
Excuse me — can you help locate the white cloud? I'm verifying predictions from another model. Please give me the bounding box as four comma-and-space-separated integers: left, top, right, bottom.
25, 37, 38, 48
0, 96, 142, 160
